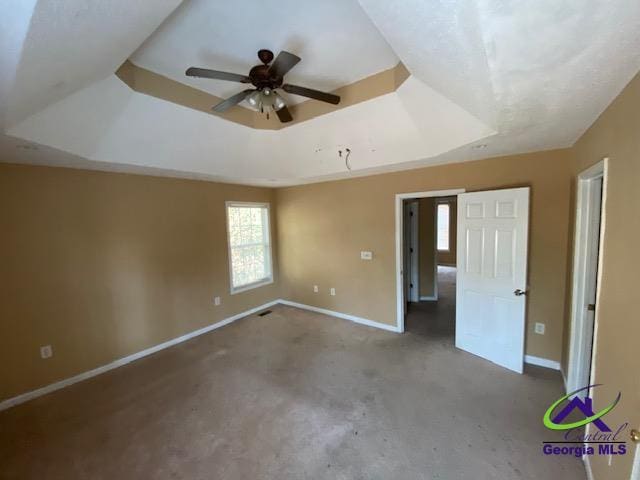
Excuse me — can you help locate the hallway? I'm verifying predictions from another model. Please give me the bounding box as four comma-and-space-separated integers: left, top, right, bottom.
405, 265, 456, 339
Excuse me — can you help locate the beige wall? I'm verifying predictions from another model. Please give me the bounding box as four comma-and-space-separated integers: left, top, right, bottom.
0, 164, 280, 401
436, 197, 457, 266
565, 72, 640, 480
277, 149, 573, 362
418, 198, 436, 299
1, 72, 637, 480
3, 70, 637, 479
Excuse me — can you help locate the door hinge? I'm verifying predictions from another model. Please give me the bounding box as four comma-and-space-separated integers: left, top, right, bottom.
587, 303, 596, 311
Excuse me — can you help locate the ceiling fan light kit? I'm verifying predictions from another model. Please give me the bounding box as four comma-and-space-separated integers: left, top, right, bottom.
247, 88, 286, 116
186, 49, 341, 123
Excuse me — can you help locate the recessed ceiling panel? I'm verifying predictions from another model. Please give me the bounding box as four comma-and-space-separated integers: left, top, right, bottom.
131, 0, 399, 105
7, 73, 494, 185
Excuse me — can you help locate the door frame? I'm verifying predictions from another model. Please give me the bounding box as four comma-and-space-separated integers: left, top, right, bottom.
566, 158, 608, 393
403, 200, 421, 303
631, 444, 640, 480
395, 188, 465, 332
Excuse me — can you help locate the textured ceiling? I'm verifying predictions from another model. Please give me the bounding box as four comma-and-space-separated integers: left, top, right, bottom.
131, 0, 399, 106
2, 0, 182, 128
359, 0, 640, 157
2, 0, 640, 186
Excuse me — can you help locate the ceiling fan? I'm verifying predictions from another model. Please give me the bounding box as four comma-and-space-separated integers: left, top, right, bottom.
186, 49, 341, 123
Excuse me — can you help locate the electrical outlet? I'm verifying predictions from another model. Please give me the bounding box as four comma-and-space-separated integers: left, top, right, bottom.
534, 322, 545, 335
313, 285, 319, 293
40, 345, 53, 359
330, 287, 336, 296
214, 296, 221, 306
360, 251, 373, 260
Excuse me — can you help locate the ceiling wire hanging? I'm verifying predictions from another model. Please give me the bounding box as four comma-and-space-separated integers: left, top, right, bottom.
339, 148, 352, 171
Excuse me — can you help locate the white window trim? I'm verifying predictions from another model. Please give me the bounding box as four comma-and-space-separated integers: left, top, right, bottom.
225, 201, 274, 295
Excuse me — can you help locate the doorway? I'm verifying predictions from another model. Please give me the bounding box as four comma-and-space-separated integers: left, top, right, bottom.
566, 159, 607, 394
396, 187, 531, 373
401, 195, 459, 339
395, 189, 464, 333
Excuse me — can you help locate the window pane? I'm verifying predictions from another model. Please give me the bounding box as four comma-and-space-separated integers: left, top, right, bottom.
251, 225, 263, 244
251, 207, 262, 225
227, 204, 272, 290
437, 204, 450, 251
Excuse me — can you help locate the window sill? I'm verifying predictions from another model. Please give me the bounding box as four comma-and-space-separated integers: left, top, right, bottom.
230, 277, 274, 295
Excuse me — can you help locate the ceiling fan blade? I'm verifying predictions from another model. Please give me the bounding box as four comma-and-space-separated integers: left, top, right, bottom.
282, 84, 340, 105
186, 67, 250, 83
276, 105, 293, 123
212, 89, 254, 112
268, 51, 301, 79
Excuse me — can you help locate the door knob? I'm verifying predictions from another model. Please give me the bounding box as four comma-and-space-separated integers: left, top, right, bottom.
631, 429, 640, 443
514, 289, 528, 296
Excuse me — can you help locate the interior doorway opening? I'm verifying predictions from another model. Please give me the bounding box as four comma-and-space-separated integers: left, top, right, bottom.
397, 187, 531, 373
401, 195, 459, 339
396, 189, 464, 334
567, 159, 607, 395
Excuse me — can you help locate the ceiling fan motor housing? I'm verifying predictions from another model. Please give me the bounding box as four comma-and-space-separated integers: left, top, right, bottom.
248, 64, 283, 90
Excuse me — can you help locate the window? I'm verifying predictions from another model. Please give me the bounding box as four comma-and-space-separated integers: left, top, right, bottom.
226, 202, 273, 293
437, 203, 450, 251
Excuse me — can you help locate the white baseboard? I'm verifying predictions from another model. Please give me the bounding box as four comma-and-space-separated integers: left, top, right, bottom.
0, 300, 278, 412
419, 295, 437, 301
524, 355, 561, 371
1, 298, 560, 412
278, 299, 400, 333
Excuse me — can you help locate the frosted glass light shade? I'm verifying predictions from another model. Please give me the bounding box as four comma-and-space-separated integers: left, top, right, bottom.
273, 92, 286, 111
246, 90, 261, 108
245, 88, 287, 113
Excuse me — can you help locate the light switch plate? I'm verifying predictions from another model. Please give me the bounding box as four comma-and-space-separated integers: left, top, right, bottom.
214, 296, 221, 306
534, 323, 545, 335
360, 251, 373, 260
313, 285, 319, 293
330, 287, 336, 296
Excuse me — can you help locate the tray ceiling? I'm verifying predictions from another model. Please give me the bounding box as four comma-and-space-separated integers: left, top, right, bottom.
2, 0, 640, 186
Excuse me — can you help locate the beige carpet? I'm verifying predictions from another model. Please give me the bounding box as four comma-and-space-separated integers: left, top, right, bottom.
0, 272, 585, 479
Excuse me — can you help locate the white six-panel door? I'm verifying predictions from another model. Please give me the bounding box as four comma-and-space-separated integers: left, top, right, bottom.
455, 187, 530, 373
